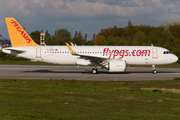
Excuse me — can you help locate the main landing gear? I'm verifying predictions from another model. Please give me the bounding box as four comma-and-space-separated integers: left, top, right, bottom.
92, 68, 98, 74
151, 65, 157, 74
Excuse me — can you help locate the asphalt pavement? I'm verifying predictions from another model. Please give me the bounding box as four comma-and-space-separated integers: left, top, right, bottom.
0, 65, 179, 81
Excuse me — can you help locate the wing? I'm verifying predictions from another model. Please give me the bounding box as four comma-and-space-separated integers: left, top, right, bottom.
66, 43, 107, 64
66, 43, 107, 59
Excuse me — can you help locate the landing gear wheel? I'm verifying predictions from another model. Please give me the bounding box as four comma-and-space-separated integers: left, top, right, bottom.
151, 65, 157, 74
92, 68, 98, 74
152, 70, 157, 74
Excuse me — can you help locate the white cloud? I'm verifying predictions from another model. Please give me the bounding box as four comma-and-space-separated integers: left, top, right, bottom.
30, 0, 151, 17
1, 0, 180, 20
1, 0, 180, 39
4, 0, 32, 16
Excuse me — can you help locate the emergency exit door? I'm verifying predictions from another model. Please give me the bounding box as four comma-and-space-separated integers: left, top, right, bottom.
36, 48, 41, 58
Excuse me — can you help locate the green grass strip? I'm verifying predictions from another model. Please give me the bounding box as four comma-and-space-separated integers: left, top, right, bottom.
0, 79, 180, 119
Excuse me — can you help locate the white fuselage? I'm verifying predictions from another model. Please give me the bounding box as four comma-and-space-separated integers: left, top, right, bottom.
2, 46, 178, 66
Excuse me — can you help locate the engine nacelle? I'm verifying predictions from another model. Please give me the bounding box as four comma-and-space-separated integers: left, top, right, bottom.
108, 60, 126, 72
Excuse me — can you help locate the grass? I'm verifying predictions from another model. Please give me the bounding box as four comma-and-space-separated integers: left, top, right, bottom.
0, 79, 180, 119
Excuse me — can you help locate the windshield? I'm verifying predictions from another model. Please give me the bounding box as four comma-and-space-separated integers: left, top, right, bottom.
163, 51, 171, 54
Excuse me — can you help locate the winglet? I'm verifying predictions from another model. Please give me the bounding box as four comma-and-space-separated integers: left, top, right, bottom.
70, 42, 74, 46
66, 43, 75, 54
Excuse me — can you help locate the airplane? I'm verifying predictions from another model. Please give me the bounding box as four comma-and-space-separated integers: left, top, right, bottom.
2, 18, 178, 74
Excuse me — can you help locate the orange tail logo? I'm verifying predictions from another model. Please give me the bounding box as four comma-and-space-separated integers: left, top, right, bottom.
5, 18, 40, 47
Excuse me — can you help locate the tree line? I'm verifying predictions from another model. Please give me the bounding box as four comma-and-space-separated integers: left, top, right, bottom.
30, 29, 89, 46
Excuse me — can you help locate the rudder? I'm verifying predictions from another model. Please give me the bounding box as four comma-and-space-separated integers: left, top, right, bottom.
5, 18, 39, 47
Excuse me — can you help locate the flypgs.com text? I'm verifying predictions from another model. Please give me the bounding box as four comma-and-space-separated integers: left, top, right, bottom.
103, 48, 150, 59
11, 20, 32, 43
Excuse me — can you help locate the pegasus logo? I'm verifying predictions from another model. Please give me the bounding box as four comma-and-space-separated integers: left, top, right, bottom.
11, 20, 32, 43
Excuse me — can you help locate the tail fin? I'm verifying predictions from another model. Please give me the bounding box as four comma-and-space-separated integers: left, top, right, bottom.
5, 18, 39, 47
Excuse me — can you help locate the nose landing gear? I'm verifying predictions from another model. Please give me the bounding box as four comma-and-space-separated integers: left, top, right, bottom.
152, 65, 157, 74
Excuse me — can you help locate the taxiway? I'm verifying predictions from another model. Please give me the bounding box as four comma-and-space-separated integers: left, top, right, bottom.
0, 65, 180, 81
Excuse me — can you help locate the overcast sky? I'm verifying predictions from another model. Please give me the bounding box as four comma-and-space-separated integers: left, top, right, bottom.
1, 0, 180, 41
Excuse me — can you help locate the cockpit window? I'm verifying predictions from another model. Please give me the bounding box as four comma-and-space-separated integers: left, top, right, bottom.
163, 51, 171, 54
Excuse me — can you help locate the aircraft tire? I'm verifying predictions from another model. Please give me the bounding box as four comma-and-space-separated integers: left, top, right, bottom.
152, 70, 157, 74
92, 68, 98, 74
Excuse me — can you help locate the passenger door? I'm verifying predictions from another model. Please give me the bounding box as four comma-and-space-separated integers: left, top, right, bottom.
36, 47, 41, 58
152, 48, 158, 58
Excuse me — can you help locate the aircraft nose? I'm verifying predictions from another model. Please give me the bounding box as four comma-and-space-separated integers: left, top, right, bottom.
173, 55, 178, 63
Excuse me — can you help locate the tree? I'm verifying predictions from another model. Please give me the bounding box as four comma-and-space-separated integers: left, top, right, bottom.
162, 29, 174, 41
161, 21, 171, 30
85, 41, 94, 45
30, 30, 40, 44
94, 35, 106, 45
135, 30, 144, 42
45, 32, 55, 45
71, 32, 86, 45
128, 20, 132, 27
55, 29, 71, 45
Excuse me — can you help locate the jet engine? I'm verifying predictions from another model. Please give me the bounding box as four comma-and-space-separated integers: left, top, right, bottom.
104, 60, 126, 72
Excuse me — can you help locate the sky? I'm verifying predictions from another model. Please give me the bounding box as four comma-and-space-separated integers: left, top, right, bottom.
1, 0, 180, 41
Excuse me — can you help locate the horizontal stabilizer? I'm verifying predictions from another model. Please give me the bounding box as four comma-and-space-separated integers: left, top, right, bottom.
2, 47, 26, 53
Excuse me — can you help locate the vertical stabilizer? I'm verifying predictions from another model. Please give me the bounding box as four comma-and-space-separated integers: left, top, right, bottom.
5, 18, 39, 47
